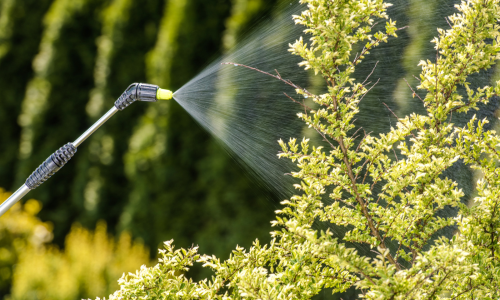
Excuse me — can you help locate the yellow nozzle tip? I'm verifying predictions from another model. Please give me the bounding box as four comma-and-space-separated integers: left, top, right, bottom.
156, 88, 173, 100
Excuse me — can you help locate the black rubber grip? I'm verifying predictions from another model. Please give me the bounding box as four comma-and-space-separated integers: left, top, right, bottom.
114, 83, 159, 110
25, 143, 77, 190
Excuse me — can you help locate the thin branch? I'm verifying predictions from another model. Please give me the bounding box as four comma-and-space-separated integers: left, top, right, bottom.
427, 270, 452, 299
451, 282, 485, 299
351, 127, 364, 140
284, 93, 312, 111
412, 74, 421, 83
370, 21, 380, 30
392, 147, 399, 163
362, 61, 379, 85
359, 79, 380, 103
435, 47, 439, 107
382, 102, 417, 139
275, 69, 282, 78
352, 26, 408, 66
403, 267, 442, 298
222, 62, 312, 97
355, 129, 371, 153
403, 78, 424, 103
445, 17, 453, 29
316, 126, 338, 150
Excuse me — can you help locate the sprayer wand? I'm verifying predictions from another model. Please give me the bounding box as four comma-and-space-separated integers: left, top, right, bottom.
0, 83, 173, 217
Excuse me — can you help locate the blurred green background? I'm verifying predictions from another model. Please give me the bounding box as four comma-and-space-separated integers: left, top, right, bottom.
0, 0, 498, 299
0, 0, 280, 298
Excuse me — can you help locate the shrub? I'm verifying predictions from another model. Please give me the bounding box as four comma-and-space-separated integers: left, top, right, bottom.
103, 0, 500, 298
0, 188, 52, 297
0, 188, 152, 300
10, 221, 151, 300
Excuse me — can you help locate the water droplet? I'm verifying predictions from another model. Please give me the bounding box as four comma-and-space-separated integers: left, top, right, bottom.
304, 95, 308, 98
234, 64, 239, 67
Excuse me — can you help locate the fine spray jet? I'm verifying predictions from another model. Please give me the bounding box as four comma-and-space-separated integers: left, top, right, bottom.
0, 83, 173, 217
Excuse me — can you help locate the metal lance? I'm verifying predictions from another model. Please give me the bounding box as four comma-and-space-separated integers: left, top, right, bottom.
0, 83, 173, 217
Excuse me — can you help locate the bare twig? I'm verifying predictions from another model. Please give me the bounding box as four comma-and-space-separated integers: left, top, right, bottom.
445, 17, 453, 29
382, 102, 417, 139
359, 78, 380, 102
222, 62, 312, 97
275, 69, 282, 79
412, 74, 421, 83
284, 93, 312, 112
362, 61, 379, 85
403, 78, 424, 103
392, 147, 399, 163
351, 127, 364, 140
352, 26, 408, 66
370, 21, 380, 30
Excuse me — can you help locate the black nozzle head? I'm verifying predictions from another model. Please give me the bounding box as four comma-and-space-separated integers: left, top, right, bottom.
114, 83, 159, 110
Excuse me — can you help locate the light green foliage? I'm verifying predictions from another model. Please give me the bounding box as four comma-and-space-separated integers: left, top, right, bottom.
0, 188, 152, 299
103, 0, 500, 298
11, 221, 151, 300
0, 188, 52, 296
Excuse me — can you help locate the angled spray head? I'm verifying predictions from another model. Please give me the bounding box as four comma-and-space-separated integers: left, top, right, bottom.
114, 83, 173, 110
